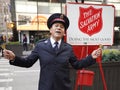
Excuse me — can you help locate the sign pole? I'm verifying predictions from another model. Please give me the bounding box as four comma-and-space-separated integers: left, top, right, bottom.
97, 45, 108, 90
74, 46, 85, 90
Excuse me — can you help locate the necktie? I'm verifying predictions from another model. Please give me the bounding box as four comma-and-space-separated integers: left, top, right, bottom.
54, 42, 58, 53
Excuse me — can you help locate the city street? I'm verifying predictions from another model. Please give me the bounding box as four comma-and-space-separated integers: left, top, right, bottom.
0, 51, 40, 90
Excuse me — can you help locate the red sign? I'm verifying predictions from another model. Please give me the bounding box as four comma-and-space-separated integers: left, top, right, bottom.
78, 6, 103, 36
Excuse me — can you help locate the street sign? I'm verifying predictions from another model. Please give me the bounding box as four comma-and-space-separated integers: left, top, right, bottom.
66, 3, 115, 45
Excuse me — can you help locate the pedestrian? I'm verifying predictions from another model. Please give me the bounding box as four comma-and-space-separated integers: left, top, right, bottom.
0, 35, 4, 57
3, 13, 102, 90
23, 34, 28, 51
30, 35, 35, 50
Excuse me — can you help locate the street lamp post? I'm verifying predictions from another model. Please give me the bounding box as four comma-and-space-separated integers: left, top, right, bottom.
4, 14, 9, 43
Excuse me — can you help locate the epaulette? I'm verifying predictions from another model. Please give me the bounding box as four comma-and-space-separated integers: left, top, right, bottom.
66, 42, 72, 47
36, 38, 47, 44
62, 40, 72, 46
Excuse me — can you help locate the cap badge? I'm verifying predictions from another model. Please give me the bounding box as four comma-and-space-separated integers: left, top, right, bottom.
60, 14, 64, 19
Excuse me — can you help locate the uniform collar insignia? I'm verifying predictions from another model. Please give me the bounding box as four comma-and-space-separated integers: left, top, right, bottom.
44, 40, 48, 43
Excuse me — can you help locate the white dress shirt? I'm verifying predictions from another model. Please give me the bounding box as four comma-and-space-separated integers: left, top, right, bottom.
50, 37, 61, 49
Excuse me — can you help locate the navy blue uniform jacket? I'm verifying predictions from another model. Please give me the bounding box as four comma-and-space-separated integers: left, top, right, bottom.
10, 38, 96, 90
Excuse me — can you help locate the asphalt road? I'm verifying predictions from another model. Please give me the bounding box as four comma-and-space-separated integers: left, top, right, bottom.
0, 51, 40, 90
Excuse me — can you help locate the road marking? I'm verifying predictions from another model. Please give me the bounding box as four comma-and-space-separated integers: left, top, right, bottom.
0, 73, 13, 76
14, 70, 39, 73
0, 69, 9, 71
0, 61, 9, 64
0, 65, 10, 68
0, 86, 12, 90
0, 79, 13, 83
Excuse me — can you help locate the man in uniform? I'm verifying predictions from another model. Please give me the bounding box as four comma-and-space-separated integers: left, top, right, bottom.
3, 13, 102, 90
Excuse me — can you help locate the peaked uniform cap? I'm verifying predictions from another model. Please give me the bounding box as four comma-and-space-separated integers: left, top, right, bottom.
47, 13, 70, 30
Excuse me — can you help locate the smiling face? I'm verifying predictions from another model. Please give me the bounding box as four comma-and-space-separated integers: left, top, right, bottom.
50, 22, 65, 41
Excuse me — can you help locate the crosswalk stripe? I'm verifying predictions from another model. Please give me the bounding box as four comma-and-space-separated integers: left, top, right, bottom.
0, 69, 9, 71
0, 73, 13, 76
0, 86, 12, 90
0, 65, 10, 68
14, 69, 39, 73
0, 79, 13, 83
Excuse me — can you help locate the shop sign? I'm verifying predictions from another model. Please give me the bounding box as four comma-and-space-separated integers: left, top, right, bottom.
16, 13, 50, 31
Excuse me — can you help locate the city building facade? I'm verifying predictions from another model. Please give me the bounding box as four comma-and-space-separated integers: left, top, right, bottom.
0, 0, 120, 45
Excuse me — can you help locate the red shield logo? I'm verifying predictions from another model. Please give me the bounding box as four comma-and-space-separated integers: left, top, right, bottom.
78, 6, 103, 36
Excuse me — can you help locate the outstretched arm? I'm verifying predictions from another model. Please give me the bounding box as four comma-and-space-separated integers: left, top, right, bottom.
3, 49, 15, 60
69, 47, 102, 69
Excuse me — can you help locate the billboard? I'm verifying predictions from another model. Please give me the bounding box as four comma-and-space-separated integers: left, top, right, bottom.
66, 3, 115, 45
